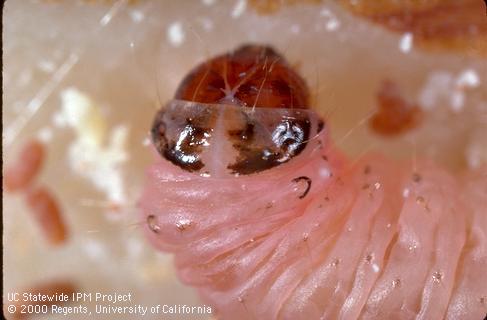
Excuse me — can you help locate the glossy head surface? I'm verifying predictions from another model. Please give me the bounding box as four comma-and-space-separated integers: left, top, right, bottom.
174, 44, 310, 109
151, 101, 324, 177
151, 44, 322, 177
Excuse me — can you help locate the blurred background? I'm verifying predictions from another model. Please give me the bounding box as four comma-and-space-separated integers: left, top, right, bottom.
3, 0, 486, 319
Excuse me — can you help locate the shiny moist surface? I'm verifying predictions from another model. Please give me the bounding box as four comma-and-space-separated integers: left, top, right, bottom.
152, 45, 318, 176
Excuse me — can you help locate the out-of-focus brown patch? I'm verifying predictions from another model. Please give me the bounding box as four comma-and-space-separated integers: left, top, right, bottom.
7, 280, 77, 319
369, 80, 422, 136
4, 140, 45, 192
249, 0, 322, 15
339, 0, 487, 56
25, 186, 69, 246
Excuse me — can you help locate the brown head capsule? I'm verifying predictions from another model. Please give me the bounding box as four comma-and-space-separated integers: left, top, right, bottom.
175, 44, 310, 109
151, 44, 324, 177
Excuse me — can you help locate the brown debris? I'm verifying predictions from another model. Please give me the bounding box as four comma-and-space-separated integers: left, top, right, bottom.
369, 80, 422, 136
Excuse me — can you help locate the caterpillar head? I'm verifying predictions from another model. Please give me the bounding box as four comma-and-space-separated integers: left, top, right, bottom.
151, 44, 325, 177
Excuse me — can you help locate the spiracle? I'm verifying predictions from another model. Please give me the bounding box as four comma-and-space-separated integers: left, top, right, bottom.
141, 44, 487, 320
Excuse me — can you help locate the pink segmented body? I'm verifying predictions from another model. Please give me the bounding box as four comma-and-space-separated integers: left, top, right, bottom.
141, 44, 487, 320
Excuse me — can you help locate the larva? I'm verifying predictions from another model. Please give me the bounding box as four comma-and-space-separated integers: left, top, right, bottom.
140, 44, 487, 319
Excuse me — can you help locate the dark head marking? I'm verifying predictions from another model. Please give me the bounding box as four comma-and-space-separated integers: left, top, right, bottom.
151, 108, 213, 172
227, 117, 311, 175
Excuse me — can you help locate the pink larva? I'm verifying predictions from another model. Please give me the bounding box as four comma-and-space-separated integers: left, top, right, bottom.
140, 45, 487, 319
